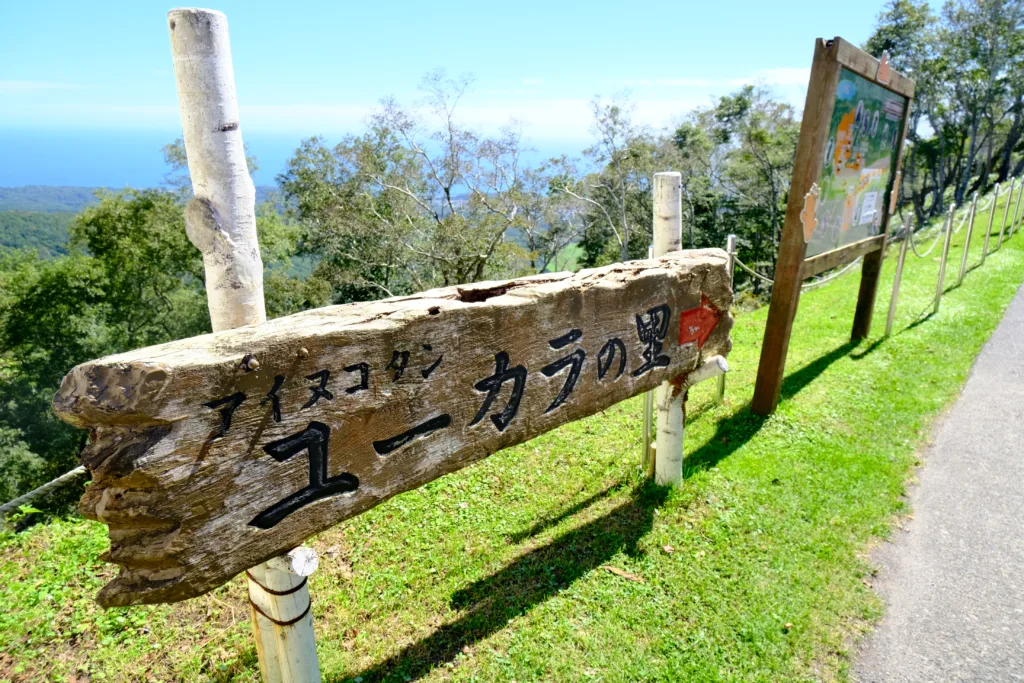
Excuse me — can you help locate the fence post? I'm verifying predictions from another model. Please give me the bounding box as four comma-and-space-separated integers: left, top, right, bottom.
982, 183, 999, 264
886, 216, 911, 337
1010, 177, 1024, 240
652, 172, 684, 486
642, 244, 655, 475
958, 192, 978, 286
168, 9, 320, 683
934, 203, 955, 314
714, 234, 737, 404
996, 177, 1015, 250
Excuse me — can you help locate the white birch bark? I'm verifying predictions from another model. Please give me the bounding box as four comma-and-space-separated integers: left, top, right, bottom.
169, 8, 265, 332
652, 172, 684, 486
168, 10, 314, 682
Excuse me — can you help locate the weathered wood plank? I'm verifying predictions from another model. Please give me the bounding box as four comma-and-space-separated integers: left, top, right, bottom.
833, 36, 915, 99
801, 235, 885, 279
752, 39, 841, 415
53, 251, 733, 606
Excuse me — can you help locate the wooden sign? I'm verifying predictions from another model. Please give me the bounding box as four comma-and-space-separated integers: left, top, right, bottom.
53, 251, 733, 606
752, 37, 914, 415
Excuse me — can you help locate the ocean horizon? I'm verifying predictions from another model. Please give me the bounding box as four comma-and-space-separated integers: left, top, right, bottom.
0, 128, 589, 189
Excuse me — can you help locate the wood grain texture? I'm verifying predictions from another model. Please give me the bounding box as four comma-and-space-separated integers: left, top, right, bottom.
833, 36, 915, 99
801, 235, 885, 279
752, 39, 841, 415
53, 251, 733, 607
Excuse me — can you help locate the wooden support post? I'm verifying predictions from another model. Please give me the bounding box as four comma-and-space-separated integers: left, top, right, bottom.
1003, 178, 1019, 239
752, 40, 841, 415
248, 549, 321, 683
652, 172, 684, 486
168, 9, 319, 682
714, 234, 737, 403
982, 183, 999, 264
996, 178, 1015, 250
885, 217, 911, 337
934, 204, 955, 313
958, 192, 978, 286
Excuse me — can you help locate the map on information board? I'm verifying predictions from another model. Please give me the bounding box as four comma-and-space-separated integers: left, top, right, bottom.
805, 67, 906, 258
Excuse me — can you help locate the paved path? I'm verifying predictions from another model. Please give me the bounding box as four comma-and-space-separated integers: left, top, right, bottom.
855, 284, 1024, 682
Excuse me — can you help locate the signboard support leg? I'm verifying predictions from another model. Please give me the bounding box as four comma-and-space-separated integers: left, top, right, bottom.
958, 193, 979, 285
934, 204, 956, 314
982, 183, 999, 264
168, 9, 321, 682
885, 217, 911, 337
850, 245, 885, 340
996, 178, 1015, 250
714, 234, 737, 403
652, 172, 684, 485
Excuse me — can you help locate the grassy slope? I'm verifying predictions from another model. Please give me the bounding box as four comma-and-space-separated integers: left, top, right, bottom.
2, 194, 1022, 683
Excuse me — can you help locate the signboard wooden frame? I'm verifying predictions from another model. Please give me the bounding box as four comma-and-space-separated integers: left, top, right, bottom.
752, 37, 914, 415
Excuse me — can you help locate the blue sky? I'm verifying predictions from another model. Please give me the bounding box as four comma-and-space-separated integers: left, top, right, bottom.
1, 0, 905, 187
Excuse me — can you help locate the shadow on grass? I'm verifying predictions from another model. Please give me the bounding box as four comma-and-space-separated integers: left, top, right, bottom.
339, 483, 668, 683
507, 482, 626, 544
683, 341, 858, 478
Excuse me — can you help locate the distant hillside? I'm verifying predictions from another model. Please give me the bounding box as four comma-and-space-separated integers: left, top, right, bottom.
0, 185, 277, 213
0, 186, 103, 212
0, 185, 280, 258
0, 211, 74, 258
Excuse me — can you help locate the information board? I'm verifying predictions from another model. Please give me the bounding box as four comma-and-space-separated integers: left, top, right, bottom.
807, 68, 908, 258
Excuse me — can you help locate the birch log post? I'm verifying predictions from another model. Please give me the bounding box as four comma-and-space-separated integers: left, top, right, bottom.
169, 7, 265, 333
168, 9, 315, 683
1010, 177, 1024, 240
958, 192, 978, 286
714, 234, 737, 403
934, 203, 955, 313
982, 183, 999, 264
996, 178, 1015, 250
652, 172, 684, 485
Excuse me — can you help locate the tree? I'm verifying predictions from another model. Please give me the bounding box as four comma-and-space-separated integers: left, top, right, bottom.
553, 99, 662, 266
710, 86, 799, 288
279, 71, 535, 300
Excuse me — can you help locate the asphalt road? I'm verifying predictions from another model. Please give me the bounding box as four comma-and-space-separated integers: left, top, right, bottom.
855, 284, 1024, 682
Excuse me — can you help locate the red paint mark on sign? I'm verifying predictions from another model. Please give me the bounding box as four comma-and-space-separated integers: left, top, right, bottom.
679, 294, 722, 349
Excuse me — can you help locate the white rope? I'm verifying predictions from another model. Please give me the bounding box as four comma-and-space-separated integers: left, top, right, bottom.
951, 210, 970, 235
802, 257, 863, 289
0, 465, 88, 517
733, 255, 862, 291
735, 257, 777, 285
909, 221, 945, 258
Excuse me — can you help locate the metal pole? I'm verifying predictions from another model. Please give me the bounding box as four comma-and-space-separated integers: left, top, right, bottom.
886, 216, 911, 337
641, 244, 654, 475
958, 192, 978, 286
714, 234, 737, 403
996, 178, 1015, 250
652, 172, 684, 486
935, 204, 955, 314
1010, 177, 1024, 240
982, 183, 999, 264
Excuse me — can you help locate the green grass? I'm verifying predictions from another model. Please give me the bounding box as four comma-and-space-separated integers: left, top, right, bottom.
2, 194, 1023, 682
